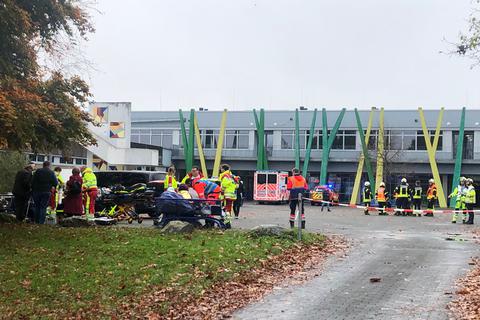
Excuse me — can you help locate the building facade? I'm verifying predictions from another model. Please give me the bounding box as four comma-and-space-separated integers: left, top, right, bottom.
131, 108, 479, 203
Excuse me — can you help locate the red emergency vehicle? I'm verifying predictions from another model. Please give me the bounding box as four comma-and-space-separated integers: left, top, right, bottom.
254, 171, 289, 203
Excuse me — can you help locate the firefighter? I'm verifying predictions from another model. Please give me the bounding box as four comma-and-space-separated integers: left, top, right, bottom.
219, 164, 237, 229
376, 182, 389, 215
412, 180, 422, 216
449, 176, 467, 223
363, 181, 372, 215
287, 168, 308, 229
81, 167, 97, 217
465, 178, 476, 224
164, 166, 178, 190
425, 178, 437, 217
394, 178, 411, 216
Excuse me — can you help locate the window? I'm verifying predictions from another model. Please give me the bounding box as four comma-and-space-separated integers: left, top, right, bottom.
331, 130, 356, 150
131, 128, 173, 148
281, 130, 294, 149
417, 130, 443, 151
224, 130, 249, 149
453, 131, 474, 160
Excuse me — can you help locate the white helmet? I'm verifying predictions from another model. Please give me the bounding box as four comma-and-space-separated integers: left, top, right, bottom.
380, 182, 385, 187
364, 181, 370, 187
401, 178, 407, 183
460, 176, 466, 182
468, 178, 474, 184
429, 178, 434, 184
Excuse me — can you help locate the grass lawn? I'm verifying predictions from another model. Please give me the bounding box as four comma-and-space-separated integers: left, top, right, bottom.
0, 223, 324, 318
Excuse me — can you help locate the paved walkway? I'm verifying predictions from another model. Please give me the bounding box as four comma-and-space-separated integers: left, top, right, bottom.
233, 202, 479, 320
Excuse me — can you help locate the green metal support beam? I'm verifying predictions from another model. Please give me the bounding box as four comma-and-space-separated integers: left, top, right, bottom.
294, 109, 301, 169
320, 108, 346, 185
302, 109, 317, 176
179, 110, 189, 167
260, 109, 268, 169
450, 107, 466, 207
354, 108, 376, 192
186, 109, 195, 171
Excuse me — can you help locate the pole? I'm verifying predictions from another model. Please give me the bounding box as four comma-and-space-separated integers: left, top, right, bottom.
450, 107, 466, 207
295, 109, 300, 169
303, 109, 318, 176
297, 193, 302, 241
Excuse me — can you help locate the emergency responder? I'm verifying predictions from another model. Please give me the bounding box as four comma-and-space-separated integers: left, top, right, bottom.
164, 166, 178, 190
233, 175, 244, 219
449, 176, 467, 223
412, 180, 422, 216
181, 166, 204, 184
320, 186, 331, 212
81, 167, 97, 217
425, 178, 437, 217
48, 166, 65, 215
465, 178, 476, 224
187, 178, 222, 200
376, 182, 389, 215
363, 181, 372, 215
394, 178, 411, 216
287, 168, 308, 229
219, 164, 237, 229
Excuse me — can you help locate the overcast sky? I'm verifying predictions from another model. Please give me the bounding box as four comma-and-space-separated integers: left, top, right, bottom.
84, 0, 480, 111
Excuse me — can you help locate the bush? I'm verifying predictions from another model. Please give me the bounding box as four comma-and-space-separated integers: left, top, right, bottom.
0, 151, 27, 193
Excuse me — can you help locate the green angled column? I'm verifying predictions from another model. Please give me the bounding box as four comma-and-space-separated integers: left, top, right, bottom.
354, 108, 375, 192
302, 109, 317, 176
253, 109, 266, 170
294, 109, 301, 169
450, 107, 466, 207
179, 109, 189, 167
320, 108, 346, 185
186, 109, 195, 171
260, 109, 268, 169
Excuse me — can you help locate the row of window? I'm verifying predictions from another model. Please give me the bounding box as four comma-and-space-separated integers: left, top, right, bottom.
131, 129, 249, 149
130, 128, 477, 157
28, 154, 87, 166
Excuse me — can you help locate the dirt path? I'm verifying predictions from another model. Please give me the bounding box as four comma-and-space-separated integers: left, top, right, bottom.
233, 203, 479, 320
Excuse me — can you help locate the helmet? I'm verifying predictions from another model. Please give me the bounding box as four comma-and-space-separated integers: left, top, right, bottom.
380, 182, 385, 187
429, 178, 434, 184
415, 180, 420, 186
364, 181, 370, 187
460, 176, 466, 182
401, 178, 407, 183
468, 178, 474, 184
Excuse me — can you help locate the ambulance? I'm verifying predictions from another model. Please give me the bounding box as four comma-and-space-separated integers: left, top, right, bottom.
253, 171, 290, 203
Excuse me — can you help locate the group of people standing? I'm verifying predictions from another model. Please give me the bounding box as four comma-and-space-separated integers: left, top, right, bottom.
362, 178, 438, 216
449, 176, 476, 224
12, 161, 98, 223
162, 164, 244, 227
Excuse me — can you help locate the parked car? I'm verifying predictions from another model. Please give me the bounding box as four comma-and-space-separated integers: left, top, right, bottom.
309, 185, 339, 206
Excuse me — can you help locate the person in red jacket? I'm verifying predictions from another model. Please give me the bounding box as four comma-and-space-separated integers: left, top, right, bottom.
287, 168, 308, 229
186, 178, 222, 202
62, 167, 84, 217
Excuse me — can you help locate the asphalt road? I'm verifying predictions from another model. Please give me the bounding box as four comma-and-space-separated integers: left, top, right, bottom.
231, 202, 480, 320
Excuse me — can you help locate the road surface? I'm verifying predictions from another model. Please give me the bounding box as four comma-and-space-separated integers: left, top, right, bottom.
232, 202, 479, 320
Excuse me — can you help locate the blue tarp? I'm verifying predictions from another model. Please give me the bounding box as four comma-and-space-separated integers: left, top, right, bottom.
156, 191, 194, 215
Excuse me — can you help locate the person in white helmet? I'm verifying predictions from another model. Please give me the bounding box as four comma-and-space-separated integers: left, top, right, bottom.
362, 181, 372, 215
412, 180, 423, 216
449, 176, 467, 223
394, 178, 411, 216
425, 178, 437, 217
376, 182, 389, 215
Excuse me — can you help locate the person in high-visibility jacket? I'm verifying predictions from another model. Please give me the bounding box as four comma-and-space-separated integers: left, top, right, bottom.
394, 178, 411, 216
425, 178, 437, 217
81, 167, 97, 216
181, 166, 204, 185
449, 176, 467, 223
178, 184, 192, 200
363, 181, 372, 215
376, 182, 389, 216
412, 180, 422, 216
48, 166, 65, 215
465, 178, 476, 224
219, 164, 237, 229
287, 168, 308, 229
164, 166, 178, 190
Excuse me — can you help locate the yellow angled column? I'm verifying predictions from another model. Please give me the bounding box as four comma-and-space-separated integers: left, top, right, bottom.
375, 108, 384, 188
350, 108, 374, 205
194, 112, 208, 178
418, 107, 446, 207
212, 109, 227, 178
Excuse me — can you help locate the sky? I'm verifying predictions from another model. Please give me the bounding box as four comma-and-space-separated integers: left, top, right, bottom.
83, 0, 480, 111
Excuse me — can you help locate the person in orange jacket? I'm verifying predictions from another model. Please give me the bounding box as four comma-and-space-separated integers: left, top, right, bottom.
287, 168, 308, 229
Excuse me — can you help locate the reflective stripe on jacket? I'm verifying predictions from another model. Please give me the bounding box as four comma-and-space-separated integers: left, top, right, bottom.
465, 186, 476, 204
413, 187, 422, 199
397, 185, 409, 198
164, 175, 178, 189
220, 170, 237, 200
82, 168, 97, 190
363, 187, 372, 202
376, 187, 386, 202
427, 185, 437, 200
